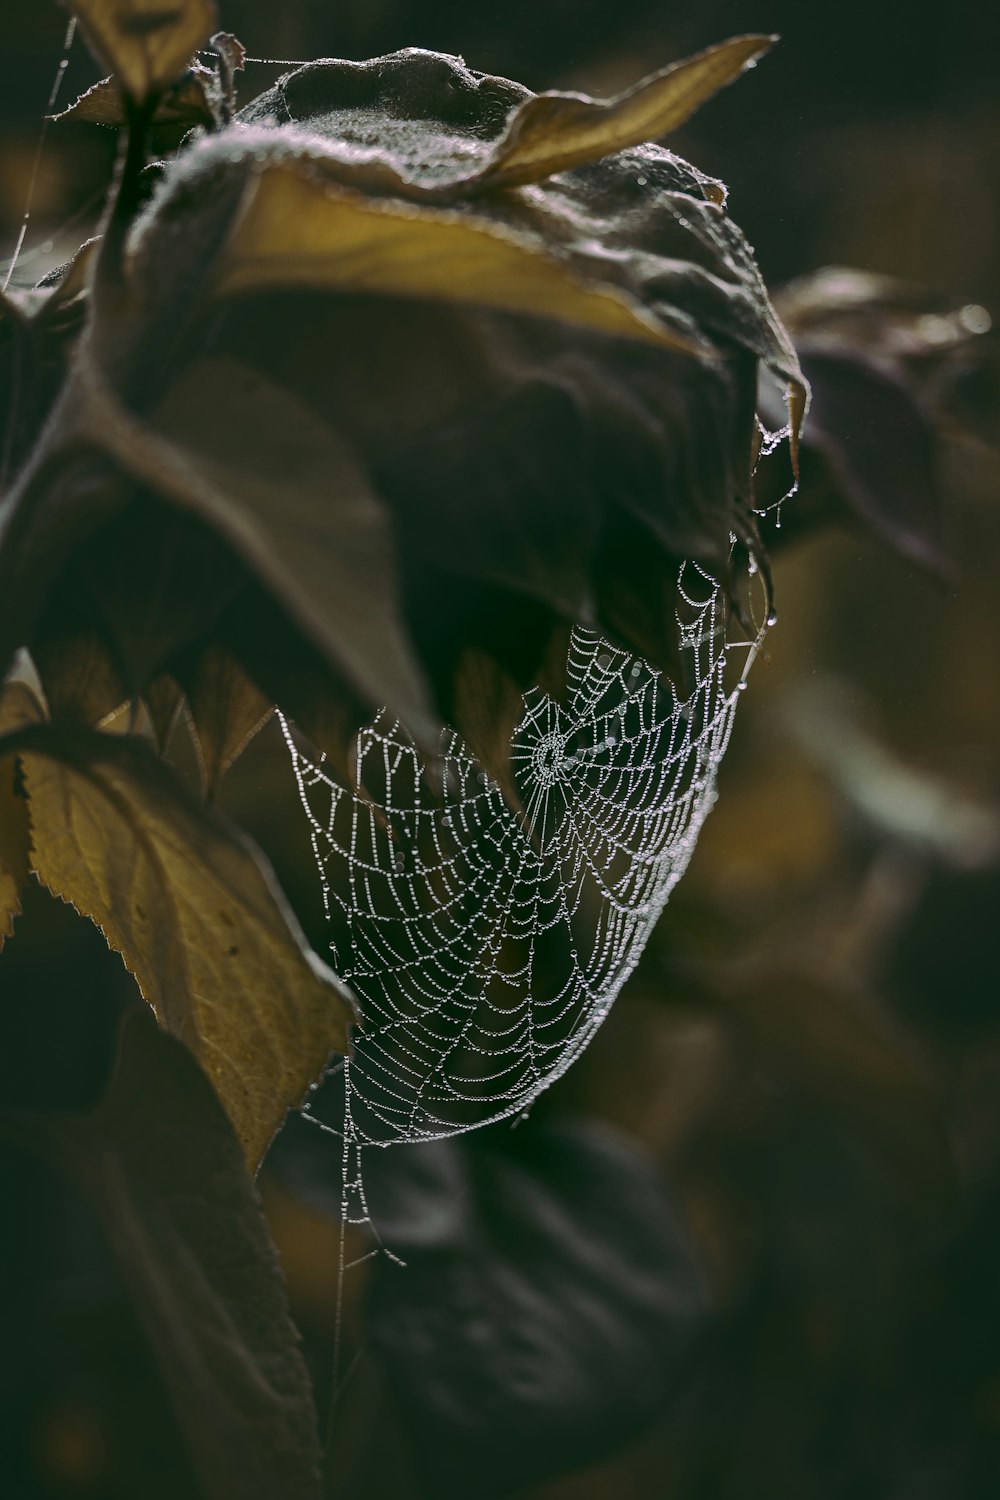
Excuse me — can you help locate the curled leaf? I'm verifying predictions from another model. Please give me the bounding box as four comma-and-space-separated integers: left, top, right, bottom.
759, 266, 992, 567
217, 166, 699, 354
477, 33, 775, 191
1, 43, 805, 780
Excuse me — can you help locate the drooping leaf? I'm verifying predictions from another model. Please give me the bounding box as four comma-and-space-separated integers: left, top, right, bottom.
758, 266, 992, 568
17, 454, 247, 728
30, 601, 128, 726
180, 644, 273, 797
795, 348, 946, 571
476, 34, 775, 192
361, 1117, 706, 1498
224, 48, 801, 386
25, 1006, 324, 1500
0, 678, 355, 1166
0, 42, 806, 786
215, 166, 699, 354
52, 64, 217, 128
61, 0, 217, 105
0, 276, 90, 495
143, 670, 186, 751
85, 355, 439, 745
213, 587, 376, 781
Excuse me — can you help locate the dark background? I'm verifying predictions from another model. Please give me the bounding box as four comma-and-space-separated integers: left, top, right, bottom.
2, 3, 999, 1497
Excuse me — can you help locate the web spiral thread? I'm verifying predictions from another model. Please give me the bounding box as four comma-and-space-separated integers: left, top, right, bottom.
282, 559, 768, 1222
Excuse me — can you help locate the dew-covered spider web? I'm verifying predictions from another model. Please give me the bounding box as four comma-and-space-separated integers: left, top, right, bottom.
281, 556, 772, 1227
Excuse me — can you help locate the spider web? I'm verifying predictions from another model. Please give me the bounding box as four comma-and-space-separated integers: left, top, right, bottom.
282, 558, 770, 1218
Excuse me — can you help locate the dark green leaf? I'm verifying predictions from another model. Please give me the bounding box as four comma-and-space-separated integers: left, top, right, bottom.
26, 1006, 324, 1499
146, 356, 436, 742
0, 683, 32, 948
759, 267, 992, 568
362, 1118, 706, 1498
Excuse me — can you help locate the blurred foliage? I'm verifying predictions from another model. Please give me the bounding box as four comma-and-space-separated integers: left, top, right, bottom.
1, 2, 998, 1499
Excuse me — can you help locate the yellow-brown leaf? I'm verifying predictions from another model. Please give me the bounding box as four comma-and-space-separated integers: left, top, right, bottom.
184, 645, 273, 797
62, 0, 216, 104
52, 65, 216, 126
477, 34, 775, 191
216, 166, 699, 354
21, 724, 354, 1167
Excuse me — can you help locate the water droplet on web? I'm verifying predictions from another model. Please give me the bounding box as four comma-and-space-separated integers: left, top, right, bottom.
959, 303, 991, 335
277, 555, 770, 1194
